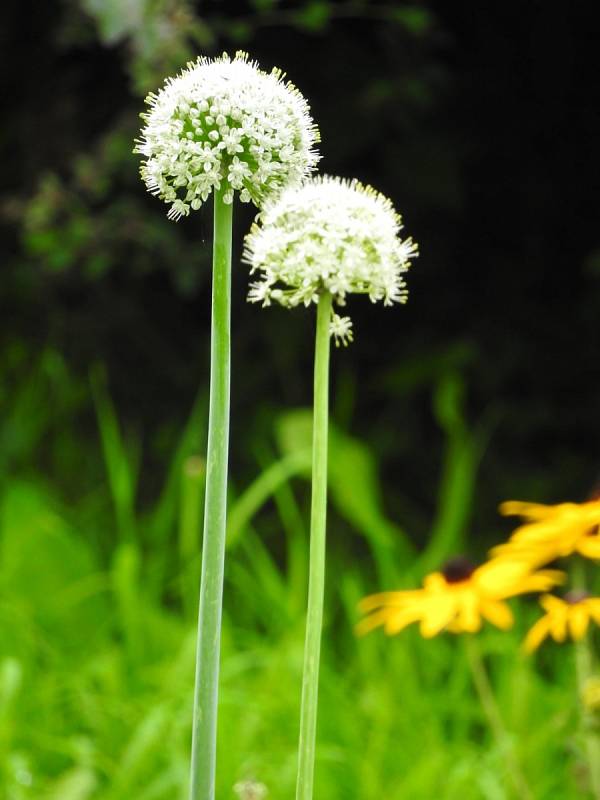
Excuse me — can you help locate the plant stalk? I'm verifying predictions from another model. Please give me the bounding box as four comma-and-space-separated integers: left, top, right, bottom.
189, 186, 233, 800
464, 636, 532, 800
295, 291, 332, 800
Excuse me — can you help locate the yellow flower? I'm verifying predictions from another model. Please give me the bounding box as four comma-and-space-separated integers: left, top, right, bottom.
493, 499, 600, 566
357, 556, 564, 639
524, 592, 600, 652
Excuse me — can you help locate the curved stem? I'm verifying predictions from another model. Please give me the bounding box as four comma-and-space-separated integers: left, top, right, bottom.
464, 636, 533, 800
296, 292, 332, 800
189, 186, 233, 800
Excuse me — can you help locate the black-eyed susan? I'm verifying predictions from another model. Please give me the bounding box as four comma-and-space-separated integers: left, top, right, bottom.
524, 591, 600, 652
493, 498, 600, 566
357, 556, 564, 638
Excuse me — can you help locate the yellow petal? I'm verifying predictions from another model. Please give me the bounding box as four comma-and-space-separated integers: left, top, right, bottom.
586, 600, 600, 627
384, 606, 426, 635
568, 605, 589, 641
355, 609, 394, 636
476, 558, 526, 594
524, 615, 552, 653
540, 594, 566, 613
511, 569, 565, 596
419, 598, 456, 638
358, 590, 422, 612
577, 537, 600, 560
423, 572, 448, 593
499, 501, 557, 520
481, 599, 514, 630
476, 559, 563, 598
490, 541, 556, 567
549, 607, 567, 642
454, 591, 482, 633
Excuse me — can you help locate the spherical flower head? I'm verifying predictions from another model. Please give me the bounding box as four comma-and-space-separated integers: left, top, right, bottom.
243, 176, 418, 345
134, 51, 320, 221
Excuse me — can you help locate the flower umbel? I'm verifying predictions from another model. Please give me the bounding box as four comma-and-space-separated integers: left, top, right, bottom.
357, 556, 564, 638
135, 51, 320, 220
244, 175, 418, 342
524, 592, 600, 652
493, 498, 600, 566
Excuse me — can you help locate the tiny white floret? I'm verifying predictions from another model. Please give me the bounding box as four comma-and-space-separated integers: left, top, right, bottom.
134, 52, 320, 220
330, 313, 354, 347
243, 175, 418, 343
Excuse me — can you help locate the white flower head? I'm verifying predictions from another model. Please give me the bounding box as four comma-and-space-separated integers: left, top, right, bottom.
134, 51, 320, 221
243, 175, 419, 344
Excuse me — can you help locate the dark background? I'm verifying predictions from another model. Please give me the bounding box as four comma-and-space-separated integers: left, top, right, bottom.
2, 0, 599, 555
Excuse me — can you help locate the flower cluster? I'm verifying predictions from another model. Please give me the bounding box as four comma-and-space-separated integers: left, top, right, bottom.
135, 51, 320, 220
243, 176, 418, 344
359, 494, 600, 651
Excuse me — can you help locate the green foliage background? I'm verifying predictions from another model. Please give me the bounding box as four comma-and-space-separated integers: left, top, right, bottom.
1, 1, 600, 797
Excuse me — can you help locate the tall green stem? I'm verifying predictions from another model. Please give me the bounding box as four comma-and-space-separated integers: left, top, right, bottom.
464, 636, 532, 800
296, 291, 332, 800
190, 186, 233, 800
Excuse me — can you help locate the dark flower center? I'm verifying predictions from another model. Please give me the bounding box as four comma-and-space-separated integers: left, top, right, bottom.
442, 556, 476, 584
564, 590, 590, 605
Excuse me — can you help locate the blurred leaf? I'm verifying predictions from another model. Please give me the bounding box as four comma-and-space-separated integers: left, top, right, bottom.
275, 409, 414, 561
227, 450, 311, 549
227, 20, 253, 42
0, 657, 22, 749
44, 767, 98, 800
389, 5, 433, 35
178, 455, 205, 616
108, 704, 171, 796
433, 370, 465, 432
0, 482, 107, 645
293, 0, 331, 32
250, 0, 278, 11
148, 390, 207, 543
416, 373, 492, 575
90, 365, 139, 544
382, 341, 477, 395
79, 0, 214, 94
81, 0, 144, 44
111, 542, 145, 665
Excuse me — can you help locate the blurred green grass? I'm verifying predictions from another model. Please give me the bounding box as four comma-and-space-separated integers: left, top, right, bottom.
0, 352, 590, 799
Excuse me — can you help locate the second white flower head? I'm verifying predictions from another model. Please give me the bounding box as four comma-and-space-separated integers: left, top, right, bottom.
244, 176, 418, 344
135, 51, 320, 220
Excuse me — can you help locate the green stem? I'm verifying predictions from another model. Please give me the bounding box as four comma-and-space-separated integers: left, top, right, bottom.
189, 186, 233, 800
572, 559, 600, 798
464, 636, 532, 800
296, 292, 332, 800
179, 455, 205, 619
